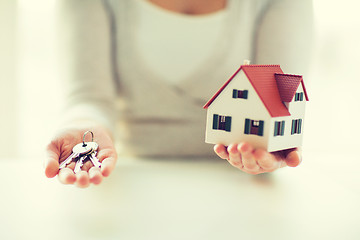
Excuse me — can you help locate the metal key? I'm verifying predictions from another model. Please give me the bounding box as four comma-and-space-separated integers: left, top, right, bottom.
59, 152, 78, 169
74, 155, 87, 174
89, 151, 101, 168
84, 142, 101, 168
58, 131, 101, 173
59, 142, 92, 169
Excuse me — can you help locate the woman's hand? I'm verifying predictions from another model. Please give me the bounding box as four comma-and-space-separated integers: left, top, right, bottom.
44, 124, 117, 188
214, 142, 301, 175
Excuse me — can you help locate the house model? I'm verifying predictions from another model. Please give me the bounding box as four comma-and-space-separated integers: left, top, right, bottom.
203, 63, 309, 152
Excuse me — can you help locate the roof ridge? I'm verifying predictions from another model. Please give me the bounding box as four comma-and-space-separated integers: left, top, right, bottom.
275, 73, 303, 77
241, 64, 280, 67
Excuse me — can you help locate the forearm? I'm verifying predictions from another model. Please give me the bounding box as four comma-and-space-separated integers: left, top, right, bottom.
254, 0, 314, 75
56, 0, 117, 133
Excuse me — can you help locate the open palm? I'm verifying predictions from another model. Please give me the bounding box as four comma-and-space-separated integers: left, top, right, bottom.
45, 124, 117, 188
214, 142, 301, 175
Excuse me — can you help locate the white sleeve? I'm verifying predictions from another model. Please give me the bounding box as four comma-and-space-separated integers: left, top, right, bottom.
254, 0, 314, 76
56, 0, 117, 132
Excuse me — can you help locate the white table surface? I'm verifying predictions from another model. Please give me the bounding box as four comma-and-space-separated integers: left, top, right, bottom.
0, 150, 359, 240
5, 2, 360, 239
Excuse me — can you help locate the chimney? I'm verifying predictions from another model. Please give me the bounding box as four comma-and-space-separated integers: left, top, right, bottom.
243, 59, 251, 65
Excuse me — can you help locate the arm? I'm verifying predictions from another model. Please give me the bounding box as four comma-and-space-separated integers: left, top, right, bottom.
45, 0, 118, 187
57, 0, 117, 132
254, 0, 314, 74
215, 0, 313, 174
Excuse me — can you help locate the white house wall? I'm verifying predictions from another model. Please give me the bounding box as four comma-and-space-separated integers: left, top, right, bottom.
268, 117, 302, 152
205, 71, 271, 149
287, 84, 306, 115
268, 84, 306, 152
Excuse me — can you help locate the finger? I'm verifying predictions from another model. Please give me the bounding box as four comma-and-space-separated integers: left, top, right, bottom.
89, 167, 103, 185
81, 160, 94, 172
285, 150, 302, 167
214, 144, 229, 160
75, 171, 90, 188
238, 142, 259, 172
58, 168, 76, 184
254, 148, 281, 171
99, 149, 117, 177
101, 157, 117, 177
228, 144, 243, 167
45, 145, 60, 178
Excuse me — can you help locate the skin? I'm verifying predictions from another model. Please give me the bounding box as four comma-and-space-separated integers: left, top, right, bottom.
45, 126, 301, 188
148, 0, 226, 15
45, 0, 302, 186
214, 143, 302, 175
147, 0, 303, 174
45, 122, 117, 188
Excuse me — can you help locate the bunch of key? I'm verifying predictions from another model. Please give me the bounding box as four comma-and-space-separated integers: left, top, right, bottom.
59, 131, 101, 173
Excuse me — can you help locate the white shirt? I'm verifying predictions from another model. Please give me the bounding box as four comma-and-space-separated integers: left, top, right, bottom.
58, 0, 314, 157
134, 0, 226, 83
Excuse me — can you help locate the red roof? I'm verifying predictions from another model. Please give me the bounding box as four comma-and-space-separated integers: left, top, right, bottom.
275, 74, 309, 102
203, 65, 309, 117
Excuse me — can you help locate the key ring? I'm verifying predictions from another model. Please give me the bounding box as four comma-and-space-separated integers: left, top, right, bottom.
82, 131, 94, 147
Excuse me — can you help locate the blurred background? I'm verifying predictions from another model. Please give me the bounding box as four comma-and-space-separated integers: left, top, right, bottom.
1, 1, 360, 240
2, 0, 359, 158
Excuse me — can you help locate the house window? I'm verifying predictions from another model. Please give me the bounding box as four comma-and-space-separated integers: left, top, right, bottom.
213, 114, 232, 132
232, 89, 248, 99
244, 118, 264, 136
291, 119, 302, 134
294, 92, 304, 101
274, 121, 285, 136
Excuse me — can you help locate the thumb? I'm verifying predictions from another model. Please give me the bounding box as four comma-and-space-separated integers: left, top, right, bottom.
285, 150, 302, 167
44, 143, 60, 178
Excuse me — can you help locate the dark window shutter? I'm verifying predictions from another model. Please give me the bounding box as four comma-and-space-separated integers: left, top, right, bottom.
300, 93, 304, 101
233, 89, 237, 98
258, 120, 264, 136
274, 122, 278, 136
298, 119, 302, 133
291, 120, 295, 134
281, 121, 285, 136
244, 118, 250, 134
225, 116, 232, 132
213, 114, 219, 130
243, 90, 248, 99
